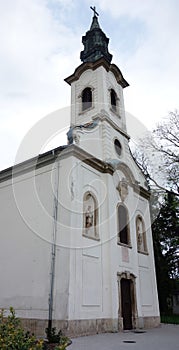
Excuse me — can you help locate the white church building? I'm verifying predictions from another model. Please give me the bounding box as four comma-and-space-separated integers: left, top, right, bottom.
0, 10, 160, 336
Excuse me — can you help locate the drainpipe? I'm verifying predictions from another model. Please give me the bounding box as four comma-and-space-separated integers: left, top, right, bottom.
48, 153, 60, 331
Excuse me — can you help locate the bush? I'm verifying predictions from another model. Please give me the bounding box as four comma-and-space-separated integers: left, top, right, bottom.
0, 307, 43, 350
161, 314, 179, 325
45, 326, 71, 350
45, 327, 62, 343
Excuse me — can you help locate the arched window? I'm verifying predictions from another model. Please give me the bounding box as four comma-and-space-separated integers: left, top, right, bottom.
83, 192, 99, 240
82, 87, 92, 111
114, 139, 122, 156
136, 216, 147, 253
118, 205, 130, 245
110, 89, 117, 112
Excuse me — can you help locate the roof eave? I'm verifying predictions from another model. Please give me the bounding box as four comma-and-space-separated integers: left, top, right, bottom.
64, 58, 129, 88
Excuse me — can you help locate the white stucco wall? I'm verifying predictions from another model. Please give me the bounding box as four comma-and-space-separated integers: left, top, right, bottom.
0, 160, 71, 321
70, 65, 126, 129
65, 155, 159, 323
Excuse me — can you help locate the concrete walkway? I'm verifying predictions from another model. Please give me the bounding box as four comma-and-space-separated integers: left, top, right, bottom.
69, 325, 179, 350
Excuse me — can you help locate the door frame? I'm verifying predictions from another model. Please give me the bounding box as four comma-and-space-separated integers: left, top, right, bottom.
117, 271, 138, 331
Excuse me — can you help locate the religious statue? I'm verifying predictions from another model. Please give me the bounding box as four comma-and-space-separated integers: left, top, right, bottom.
85, 205, 93, 228
136, 217, 144, 251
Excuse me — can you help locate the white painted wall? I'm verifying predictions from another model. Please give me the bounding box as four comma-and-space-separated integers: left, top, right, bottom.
66, 156, 159, 322
70, 66, 126, 129
0, 160, 71, 321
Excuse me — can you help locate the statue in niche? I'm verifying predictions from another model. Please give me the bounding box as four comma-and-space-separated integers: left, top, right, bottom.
85, 205, 93, 228
83, 193, 98, 238
136, 217, 144, 251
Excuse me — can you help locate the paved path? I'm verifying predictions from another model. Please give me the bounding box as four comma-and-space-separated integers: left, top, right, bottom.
69, 325, 179, 350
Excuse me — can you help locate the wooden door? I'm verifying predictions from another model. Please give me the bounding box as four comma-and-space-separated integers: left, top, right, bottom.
121, 278, 132, 330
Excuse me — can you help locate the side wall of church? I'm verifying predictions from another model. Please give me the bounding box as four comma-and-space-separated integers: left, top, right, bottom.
0, 159, 71, 336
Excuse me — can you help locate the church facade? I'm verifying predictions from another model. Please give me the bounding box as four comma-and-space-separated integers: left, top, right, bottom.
0, 11, 160, 336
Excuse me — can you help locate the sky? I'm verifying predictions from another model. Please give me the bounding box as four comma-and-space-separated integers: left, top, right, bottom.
0, 0, 179, 170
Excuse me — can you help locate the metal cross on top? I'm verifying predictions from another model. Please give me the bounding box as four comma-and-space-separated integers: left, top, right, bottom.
90, 6, 99, 17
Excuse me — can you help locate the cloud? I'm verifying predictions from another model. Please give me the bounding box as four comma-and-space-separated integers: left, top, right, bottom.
0, 0, 80, 169
97, 0, 156, 19
96, 0, 179, 125
0, 0, 79, 98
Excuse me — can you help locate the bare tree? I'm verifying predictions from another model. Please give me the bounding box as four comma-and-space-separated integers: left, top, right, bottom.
133, 112, 179, 313
133, 111, 179, 196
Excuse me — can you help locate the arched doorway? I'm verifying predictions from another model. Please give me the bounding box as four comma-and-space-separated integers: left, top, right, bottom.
117, 272, 137, 331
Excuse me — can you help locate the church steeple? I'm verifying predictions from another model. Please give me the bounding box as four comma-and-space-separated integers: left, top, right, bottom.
65, 7, 129, 142
80, 7, 112, 63
90, 12, 101, 30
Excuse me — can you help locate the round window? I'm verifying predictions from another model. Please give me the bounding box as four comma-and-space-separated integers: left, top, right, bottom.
114, 139, 122, 156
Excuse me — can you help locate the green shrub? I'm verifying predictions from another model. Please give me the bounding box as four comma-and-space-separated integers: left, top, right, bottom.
161, 314, 179, 325
45, 326, 71, 349
0, 307, 43, 350
45, 326, 62, 343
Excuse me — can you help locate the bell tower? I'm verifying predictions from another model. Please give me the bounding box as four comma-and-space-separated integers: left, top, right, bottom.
65, 8, 130, 162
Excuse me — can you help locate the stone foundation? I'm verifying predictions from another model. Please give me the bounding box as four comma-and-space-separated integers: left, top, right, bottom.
21, 318, 118, 337
21, 318, 48, 338
135, 316, 160, 329
66, 318, 118, 337
143, 316, 160, 328
21, 316, 160, 337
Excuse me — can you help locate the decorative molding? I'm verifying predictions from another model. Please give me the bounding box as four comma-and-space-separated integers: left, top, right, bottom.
0, 144, 150, 201
117, 271, 138, 331
73, 130, 80, 145
133, 183, 151, 200
82, 233, 100, 241
60, 145, 114, 175
117, 178, 129, 202
92, 113, 130, 140
0, 145, 114, 184
116, 162, 136, 184
102, 123, 111, 160
64, 58, 129, 88
0, 146, 68, 183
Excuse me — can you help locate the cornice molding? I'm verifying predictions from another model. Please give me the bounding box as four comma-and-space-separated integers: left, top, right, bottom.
0, 146, 67, 183
60, 144, 114, 175
64, 58, 129, 88
0, 144, 114, 184
133, 184, 151, 200
0, 144, 149, 200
